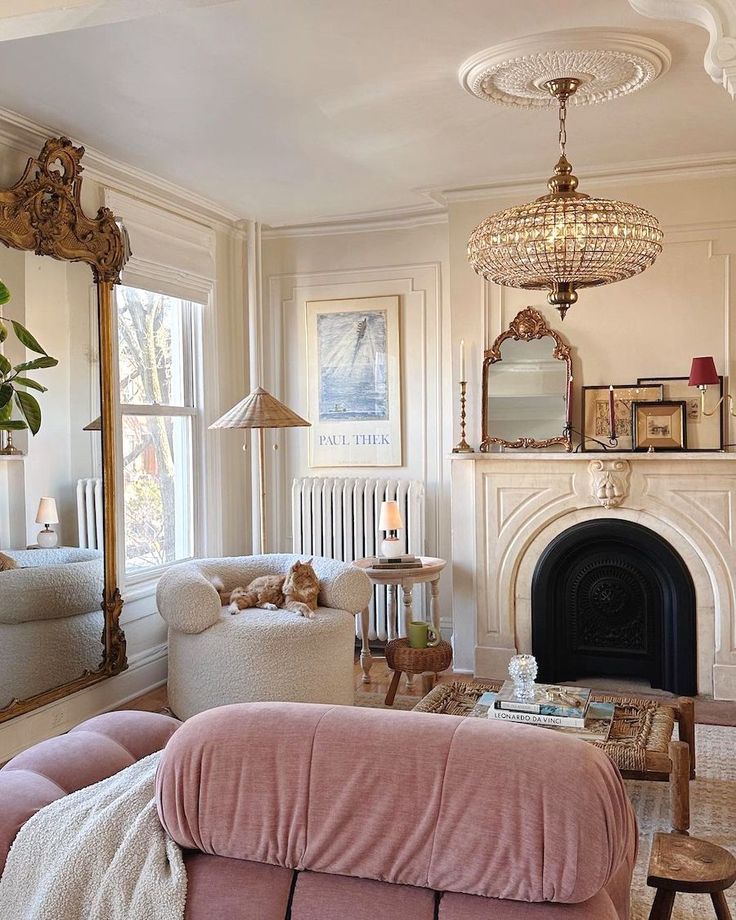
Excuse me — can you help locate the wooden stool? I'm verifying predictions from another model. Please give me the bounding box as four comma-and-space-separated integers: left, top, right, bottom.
647, 832, 736, 919
384, 638, 452, 706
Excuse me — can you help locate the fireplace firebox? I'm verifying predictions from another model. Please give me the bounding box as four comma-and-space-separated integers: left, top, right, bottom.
531, 519, 696, 695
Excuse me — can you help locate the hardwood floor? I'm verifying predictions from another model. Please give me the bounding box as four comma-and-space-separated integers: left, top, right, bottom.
121, 658, 736, 725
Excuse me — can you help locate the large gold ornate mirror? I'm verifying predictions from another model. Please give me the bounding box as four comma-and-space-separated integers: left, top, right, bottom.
0, 138, 128, 722
481, 307, 572, 452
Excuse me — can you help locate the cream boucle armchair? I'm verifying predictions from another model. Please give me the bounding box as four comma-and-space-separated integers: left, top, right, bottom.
156, 554, 373, 719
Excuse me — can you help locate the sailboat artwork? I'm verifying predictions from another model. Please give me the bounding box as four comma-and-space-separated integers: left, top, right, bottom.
306, 295, 402, 467
317, 310, 388, 422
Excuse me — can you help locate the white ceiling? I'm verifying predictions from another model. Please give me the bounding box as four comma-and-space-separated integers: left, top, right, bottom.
0, 0, 733, 225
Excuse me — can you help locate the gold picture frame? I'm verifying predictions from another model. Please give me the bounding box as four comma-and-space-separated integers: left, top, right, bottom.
632, 400, 687, 451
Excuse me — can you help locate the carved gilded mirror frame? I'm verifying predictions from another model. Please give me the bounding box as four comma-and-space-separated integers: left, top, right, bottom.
480, 307, 573, 452
0, 137, 129, 723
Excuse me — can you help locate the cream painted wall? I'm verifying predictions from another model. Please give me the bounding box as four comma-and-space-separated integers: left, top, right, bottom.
448, 175, 736, 451
261, 221, 453, 624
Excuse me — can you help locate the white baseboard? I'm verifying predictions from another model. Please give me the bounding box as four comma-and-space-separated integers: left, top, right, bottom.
0, 643, 169, 763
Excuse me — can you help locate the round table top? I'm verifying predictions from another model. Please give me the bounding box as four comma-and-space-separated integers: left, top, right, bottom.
353, 556, 446, 584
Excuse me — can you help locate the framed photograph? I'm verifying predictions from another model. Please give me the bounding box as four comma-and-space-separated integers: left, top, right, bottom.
637, 376, 724, 451
632, 400, 687, 451
580, 384, 664, 452
306, 295, 402, 467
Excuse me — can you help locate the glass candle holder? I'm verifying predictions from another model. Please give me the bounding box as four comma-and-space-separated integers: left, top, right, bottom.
508, 654, 538, 700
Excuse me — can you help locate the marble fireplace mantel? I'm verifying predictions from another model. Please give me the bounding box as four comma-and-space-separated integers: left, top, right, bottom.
449, 452, 736, 699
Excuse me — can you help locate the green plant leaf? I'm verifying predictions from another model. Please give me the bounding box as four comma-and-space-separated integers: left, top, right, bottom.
12, 376, 47, 392
10, 320, 47, 356
0, 419, 27, 431
13, 356, 58, 372
0, 383, 11, 410
0, 353, 10, 376
0, 319, 6, 344
0, 281, 11, 306
14, 390, 41, 435
0, 397, 11, 421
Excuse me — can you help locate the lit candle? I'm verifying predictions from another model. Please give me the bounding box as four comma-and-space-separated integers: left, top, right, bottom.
566, 374, 573, 428
609, 385, 616, 440
460, 339, 466, 382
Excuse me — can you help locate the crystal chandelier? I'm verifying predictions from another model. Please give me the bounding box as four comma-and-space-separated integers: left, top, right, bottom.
467, 78, 664, 319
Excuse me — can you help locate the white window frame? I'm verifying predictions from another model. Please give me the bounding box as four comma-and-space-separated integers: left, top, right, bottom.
114, 285, 206, 589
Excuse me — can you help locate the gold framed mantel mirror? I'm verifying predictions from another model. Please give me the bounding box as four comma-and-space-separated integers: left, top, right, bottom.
481, 307, 573, 452
0, 137, 129, 722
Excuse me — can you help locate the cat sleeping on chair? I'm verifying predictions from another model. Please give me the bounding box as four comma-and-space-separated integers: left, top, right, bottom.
212, 559, 320, 618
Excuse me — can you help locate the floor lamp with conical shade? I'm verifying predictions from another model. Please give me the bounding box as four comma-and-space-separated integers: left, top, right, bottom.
210, 386, 310, 552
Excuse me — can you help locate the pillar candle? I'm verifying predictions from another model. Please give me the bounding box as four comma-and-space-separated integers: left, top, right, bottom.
609, 385, 616, 440
460, 339, 466, 381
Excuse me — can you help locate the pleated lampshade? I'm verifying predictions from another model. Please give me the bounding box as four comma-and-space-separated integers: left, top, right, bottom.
210, 387, 310, 430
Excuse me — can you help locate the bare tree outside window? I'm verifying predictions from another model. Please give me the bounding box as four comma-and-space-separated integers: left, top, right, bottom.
117, 286, 196, 573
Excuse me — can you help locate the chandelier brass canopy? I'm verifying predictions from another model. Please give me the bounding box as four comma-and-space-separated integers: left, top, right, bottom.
467, 77, 664, 319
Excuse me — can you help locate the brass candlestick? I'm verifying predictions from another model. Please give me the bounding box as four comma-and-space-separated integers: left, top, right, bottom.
452, 380, 474, 453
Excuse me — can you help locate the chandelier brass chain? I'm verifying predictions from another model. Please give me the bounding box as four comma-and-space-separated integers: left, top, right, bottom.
467, 73, 664, 319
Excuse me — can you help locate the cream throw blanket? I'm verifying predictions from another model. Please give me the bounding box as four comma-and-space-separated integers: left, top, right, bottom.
0, 752, 187, 920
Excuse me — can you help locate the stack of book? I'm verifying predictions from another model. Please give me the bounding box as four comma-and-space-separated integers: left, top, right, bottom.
469, 683, 614, 741
371, 554, 423, 570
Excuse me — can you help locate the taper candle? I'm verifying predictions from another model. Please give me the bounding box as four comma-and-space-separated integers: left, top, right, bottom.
566, 374, 573, 428
460, 339, 466, 381
608, 385, 616, 440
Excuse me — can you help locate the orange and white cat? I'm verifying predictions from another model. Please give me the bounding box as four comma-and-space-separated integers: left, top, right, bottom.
212, 559, 320, 618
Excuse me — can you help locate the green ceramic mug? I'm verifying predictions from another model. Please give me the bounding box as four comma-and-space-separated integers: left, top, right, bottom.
408, 620, 440, 649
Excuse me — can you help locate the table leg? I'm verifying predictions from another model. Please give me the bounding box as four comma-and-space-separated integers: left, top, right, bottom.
421, 673, 436, 696
669, 740, 691, 834
385, 669, 402, 706
430, 578, 441, 633
359, 606, 373, 683
648, 889, 676, 920
388, 585, 398, 640
711, 891, 733, 920
676, 697, 696, 779
402, 583, 413, 637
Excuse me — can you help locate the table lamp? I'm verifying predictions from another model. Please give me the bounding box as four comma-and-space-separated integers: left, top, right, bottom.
210, 386, 310, 553
378, 500, 403, 558
688, 356, 732, 416
35, 497, 59, 548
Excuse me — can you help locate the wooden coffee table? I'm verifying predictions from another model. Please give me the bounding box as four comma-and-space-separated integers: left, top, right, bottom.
415, 679, 696, 833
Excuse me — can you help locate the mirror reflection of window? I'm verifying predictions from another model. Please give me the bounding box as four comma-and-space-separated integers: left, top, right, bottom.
116, 286, 202, 575
487, 337, 568, 443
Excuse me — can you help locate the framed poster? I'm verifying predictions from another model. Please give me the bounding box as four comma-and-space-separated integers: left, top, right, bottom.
306, 295, 402, 467
632, 401, 687, 451
580, 384, 663, 451
637, 376, 724, 451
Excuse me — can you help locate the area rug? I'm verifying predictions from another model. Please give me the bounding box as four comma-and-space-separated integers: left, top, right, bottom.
354, 692, 736, 919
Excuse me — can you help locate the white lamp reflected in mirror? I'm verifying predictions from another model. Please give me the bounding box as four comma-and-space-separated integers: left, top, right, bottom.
35, 497, 59, 548
378, 500, 403, 558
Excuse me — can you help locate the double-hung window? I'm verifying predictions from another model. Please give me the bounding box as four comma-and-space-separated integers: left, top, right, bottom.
116, 285, 201, 576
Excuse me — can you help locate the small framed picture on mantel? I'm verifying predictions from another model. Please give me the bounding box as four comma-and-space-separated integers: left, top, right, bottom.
637, 376, 724, 451
632, 400, 687, 451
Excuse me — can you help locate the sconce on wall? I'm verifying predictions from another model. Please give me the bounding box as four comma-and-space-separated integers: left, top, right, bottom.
688, 356, 734, 417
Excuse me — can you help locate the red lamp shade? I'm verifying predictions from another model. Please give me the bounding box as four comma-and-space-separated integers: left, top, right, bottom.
688, 356, 719, 387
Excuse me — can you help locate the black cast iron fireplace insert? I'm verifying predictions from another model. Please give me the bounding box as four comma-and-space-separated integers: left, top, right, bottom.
531, 518, 696, 696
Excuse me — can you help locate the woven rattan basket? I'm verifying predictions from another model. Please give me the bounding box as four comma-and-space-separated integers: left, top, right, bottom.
385, 638, 453, 675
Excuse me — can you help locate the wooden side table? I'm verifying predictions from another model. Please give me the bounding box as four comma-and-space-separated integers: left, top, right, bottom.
352, 556, 446, 683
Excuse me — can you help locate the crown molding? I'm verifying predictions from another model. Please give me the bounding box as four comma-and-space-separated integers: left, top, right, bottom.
262, 204, 447, 239
0, 105, 242, 231
628, 0, 736, 98
421, 151, 736, 206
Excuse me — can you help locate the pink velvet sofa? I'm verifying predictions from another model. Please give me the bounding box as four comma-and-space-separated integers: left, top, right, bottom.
0, 704, 638, 919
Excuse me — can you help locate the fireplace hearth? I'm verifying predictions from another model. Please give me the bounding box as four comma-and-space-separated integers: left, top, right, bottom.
531, 519, 696, 695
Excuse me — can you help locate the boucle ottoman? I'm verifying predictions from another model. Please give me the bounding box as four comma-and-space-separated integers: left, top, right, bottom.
156, 554, 373, 719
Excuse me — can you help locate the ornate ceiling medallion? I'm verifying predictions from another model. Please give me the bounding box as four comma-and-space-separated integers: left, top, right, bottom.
459, 29, 671, 108
462, 32, 668, 318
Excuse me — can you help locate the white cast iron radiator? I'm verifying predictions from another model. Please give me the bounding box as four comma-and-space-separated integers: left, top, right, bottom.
291, 477, 425, 641
76, 478, 104, 550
